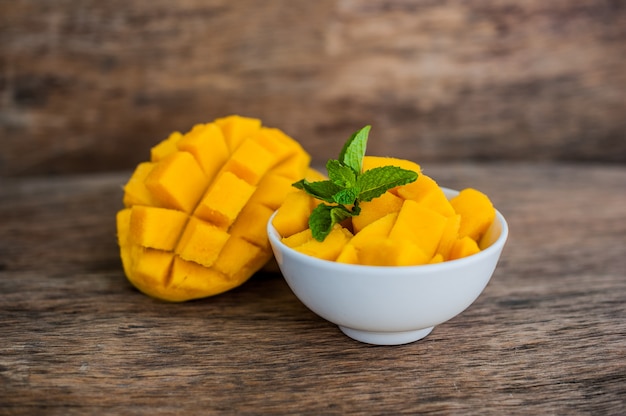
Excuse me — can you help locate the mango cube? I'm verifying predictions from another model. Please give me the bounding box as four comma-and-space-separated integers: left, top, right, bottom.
362, 156, 421, 174
358, 239, 430, 266
350, 212, 397, 250
271, 190, 314, 238
123, 162, 158, 207
129, 206, 189, 251
214, 115, 262, 152
212, 236, 265, 277
293, 225, 353, 261
336, 243, 359, 264
389, 200, 447, 258
129, 247, 175, 296
229, 202, 275, 249
194, 171, 256, 228
351, 191, 403, 234
436, 214, 461, 260
394, 173, 441, 201
175, 217, 230, 267
414, 187, 456, 217
177, 123, 230, 182
281, 228, 314, 248
449, 236, 481, 260
151, 131, 183, 162
249, 173, 297, 210
145, 151, 208, 213
271, 150, 311, 180
221, 138, 278, 185
450, 188, 496, 241
169, 256, 233, 299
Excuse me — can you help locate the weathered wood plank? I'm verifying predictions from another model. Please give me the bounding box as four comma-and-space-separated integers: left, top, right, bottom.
1, 164, 625, 414
1, 1, 625, 176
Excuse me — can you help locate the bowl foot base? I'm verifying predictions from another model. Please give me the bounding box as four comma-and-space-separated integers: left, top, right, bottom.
338, 326, 434, 345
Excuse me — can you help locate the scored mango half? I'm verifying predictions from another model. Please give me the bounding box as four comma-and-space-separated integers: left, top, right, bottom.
117, 115, 314, 302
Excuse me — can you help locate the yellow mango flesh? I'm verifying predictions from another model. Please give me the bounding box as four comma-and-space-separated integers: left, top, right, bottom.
449, 236, 481, 260
292, 224, 353, 261
123, 162, 158, 207
450, 188, 496, 242
362, 156, 421, 174
194, 171, 256, 228
221, 138, 277, 185
273, 156, 496, 266
145, 151, 208, 213
435, 214, 462, 261
174, 217, 231, 267
389, 200, 447, 259
358, 239, 430, 267
271, 190, 314, 238
129, 206, 189, 251
117, 115, 310, 301
177, 123, 229, 182
281, 228, 314, 249
150, 131, 183, 162
229, 202, 275, 249
349, 212, 397, 250
351, 191, 403, 234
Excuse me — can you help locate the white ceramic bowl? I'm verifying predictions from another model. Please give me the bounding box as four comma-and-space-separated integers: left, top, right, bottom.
267, 188, 509, 345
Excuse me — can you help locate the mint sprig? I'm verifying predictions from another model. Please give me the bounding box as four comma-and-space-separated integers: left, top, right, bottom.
292, 125, 418, 241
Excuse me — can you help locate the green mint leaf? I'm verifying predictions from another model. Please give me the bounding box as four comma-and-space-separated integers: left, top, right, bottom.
308, 204, 354, 242
357, 166, 418, 202
332, 187, 359, 205
292, 179, 342, 203
338, 125, 370, 174
326, 159, 357, 188
292, 124, 419, 242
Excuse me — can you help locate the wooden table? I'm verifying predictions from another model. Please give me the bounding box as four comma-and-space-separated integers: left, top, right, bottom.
1, 163, 625, 414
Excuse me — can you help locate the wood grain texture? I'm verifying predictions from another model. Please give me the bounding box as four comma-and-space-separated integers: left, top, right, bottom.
1, 0, 625, 176
1, 164, 625, 414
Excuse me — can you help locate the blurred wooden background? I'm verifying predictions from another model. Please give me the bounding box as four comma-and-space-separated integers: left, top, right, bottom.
1, 0, 624, 177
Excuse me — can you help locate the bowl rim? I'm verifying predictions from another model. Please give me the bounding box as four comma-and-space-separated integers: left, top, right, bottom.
267, 186, 509, 271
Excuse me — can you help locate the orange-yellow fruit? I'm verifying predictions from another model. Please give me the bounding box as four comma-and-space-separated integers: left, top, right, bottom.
449, 188, 496, 242
273, 156, 497, 266
117, 115, 311, 301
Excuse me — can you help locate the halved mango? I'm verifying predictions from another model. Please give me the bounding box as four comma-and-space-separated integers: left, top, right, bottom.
117, 115, 311, 301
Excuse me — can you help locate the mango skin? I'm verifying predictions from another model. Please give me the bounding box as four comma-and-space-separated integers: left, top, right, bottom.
117, 115, 311, 302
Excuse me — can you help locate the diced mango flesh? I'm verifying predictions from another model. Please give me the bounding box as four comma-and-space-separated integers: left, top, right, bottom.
129, 206, 189, 251
123, 162, 158, 207
177, 123, 229, 182
145, 151, 208, 213
194, 171, 256, 228
273, 157, 497, 266
271, 190, 314, 238
450, 188, 496, 241
117, 115, 311, 301
292, 224, 353, 261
